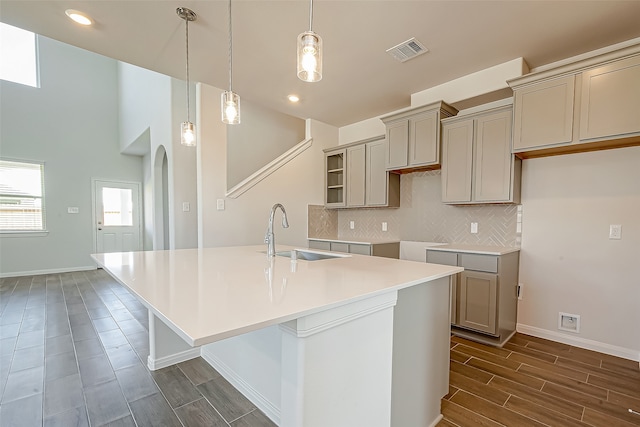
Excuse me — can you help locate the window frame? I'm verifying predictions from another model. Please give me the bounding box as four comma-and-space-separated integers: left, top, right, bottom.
0, 158, 48, 236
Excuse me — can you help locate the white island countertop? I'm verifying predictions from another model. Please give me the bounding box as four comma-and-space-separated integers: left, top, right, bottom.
92, 245, 462, 347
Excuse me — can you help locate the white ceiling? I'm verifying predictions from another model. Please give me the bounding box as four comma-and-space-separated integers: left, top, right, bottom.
2, 1, 640, 127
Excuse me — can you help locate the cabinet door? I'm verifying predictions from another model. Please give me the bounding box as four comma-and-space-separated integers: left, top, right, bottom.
366, 139, 388, 206
580, 55, 640, 141
458, 271, 498, 335
308, 240, 331, 250
409, 110, 439, 166
346, 145, 366, 207
348, 244, 371, 256
512, 75, 575, 151
474, 110, 513, 202
441, 119, 473, 203
427, 251, 459, 325
385, 120, 409, 169
330, 242, 349, 253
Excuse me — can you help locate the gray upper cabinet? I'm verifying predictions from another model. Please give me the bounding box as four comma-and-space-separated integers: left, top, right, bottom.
324, 149, 346, 208
381, 101, 458, 171
579, 55, 640, 141
509, 49, 640, 157
366, 138, 391, 206
512, 75, 576, 151
441, 105, 521, 204
324, 137, 399, 209
346, 144, 366, 207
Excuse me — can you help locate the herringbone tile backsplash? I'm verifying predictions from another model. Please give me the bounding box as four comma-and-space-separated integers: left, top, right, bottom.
309, 170, 520, 247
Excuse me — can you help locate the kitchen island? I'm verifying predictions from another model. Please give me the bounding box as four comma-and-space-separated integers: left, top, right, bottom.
93, 245, 462, 427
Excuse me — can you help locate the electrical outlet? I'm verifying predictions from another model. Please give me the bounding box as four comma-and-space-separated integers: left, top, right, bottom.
67, 207, 79, 214
382, 222, 388, 232
609, 224, 622, 240
182, 202, 190, 212
349, 220, 355, 230
216, 199, 225, 211
470, 222, 478, 234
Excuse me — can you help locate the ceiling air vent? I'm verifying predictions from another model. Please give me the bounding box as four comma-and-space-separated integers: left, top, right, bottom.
386, 37, 429, 63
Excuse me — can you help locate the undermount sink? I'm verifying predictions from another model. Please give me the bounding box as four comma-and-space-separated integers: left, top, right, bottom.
264, 249, 350, 261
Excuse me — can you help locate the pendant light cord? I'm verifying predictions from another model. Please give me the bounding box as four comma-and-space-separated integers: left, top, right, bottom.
228, 0, 233, 92
309, 0, 314, 31
185, 16, 191, 121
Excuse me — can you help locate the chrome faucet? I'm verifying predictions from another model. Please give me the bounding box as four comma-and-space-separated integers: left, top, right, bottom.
265, 203, 289, 257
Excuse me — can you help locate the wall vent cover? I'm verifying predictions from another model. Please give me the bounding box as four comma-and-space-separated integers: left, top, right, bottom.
386, 38, 429, 62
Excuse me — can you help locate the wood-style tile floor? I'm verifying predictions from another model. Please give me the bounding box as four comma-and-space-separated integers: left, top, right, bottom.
438, 333, 640, 427
3, 270, 639, 427
0, 270, 276, 427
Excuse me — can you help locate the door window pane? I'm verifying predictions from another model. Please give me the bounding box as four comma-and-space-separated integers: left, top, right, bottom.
102, 187, 133, 226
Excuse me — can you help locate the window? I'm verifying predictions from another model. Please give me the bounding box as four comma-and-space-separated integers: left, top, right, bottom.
0, 160, 45, 231
0, 22, 39, 87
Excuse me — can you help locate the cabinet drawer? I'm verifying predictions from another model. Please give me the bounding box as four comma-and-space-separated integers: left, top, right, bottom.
349, 244, 371, 256
330, 242, 350, 253
308, 240, 331, 251
426, 251, 458, 266
459, 254, 498, 273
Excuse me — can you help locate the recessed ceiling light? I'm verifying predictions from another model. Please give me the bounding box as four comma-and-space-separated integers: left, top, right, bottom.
288, 95, 300, 103
65, 9, 93, 26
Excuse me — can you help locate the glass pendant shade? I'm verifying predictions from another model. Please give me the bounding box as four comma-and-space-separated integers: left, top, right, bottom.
297, 31, 322, 82
221, 91, 241, 124
181, 121, 196, 146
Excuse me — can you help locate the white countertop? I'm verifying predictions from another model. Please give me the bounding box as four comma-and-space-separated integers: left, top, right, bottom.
92, 245, 462, 347
308, 237, 400, 245
425, 244, 520, 255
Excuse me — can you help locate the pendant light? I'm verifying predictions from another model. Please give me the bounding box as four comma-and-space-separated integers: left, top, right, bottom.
177, 7, 197, 146
297, 0, 322, 82
222, 0, 240, 124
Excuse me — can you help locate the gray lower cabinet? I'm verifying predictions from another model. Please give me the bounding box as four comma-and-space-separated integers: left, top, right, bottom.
308, 239, 399, 258
427, 249, 519, 346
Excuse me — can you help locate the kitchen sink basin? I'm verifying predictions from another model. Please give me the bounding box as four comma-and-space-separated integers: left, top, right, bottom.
263, 249, 350, 261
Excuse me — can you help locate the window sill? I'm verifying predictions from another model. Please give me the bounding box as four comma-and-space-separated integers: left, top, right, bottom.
0, 230, 49, 238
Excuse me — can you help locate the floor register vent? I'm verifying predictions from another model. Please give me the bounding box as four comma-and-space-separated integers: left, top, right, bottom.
386, 37, 429, 62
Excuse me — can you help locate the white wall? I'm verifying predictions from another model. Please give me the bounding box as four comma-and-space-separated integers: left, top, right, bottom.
227, 100, 306, 188
0, 36, 143, 276
117, 62, 197, 251
198, 83, 337, 249
517, 147, 640, 360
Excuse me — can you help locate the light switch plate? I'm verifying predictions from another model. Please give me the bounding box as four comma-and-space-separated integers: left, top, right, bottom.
217, 199, 225, 211
609, 224, 622, 240
349, 220, 355, 230
182, 202, 190, 212
470, 222, 478, 234
382, 222, 388, 232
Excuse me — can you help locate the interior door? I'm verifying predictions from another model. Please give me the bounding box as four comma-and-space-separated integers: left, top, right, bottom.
94, 180, 142, 253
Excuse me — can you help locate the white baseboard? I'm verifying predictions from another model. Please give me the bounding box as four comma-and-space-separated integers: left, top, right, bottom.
201, 347, 280, 426
428, 414, 443, 427
147, 347, 201, 371
0, 265, 97, 278
517, 323, 640, 362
